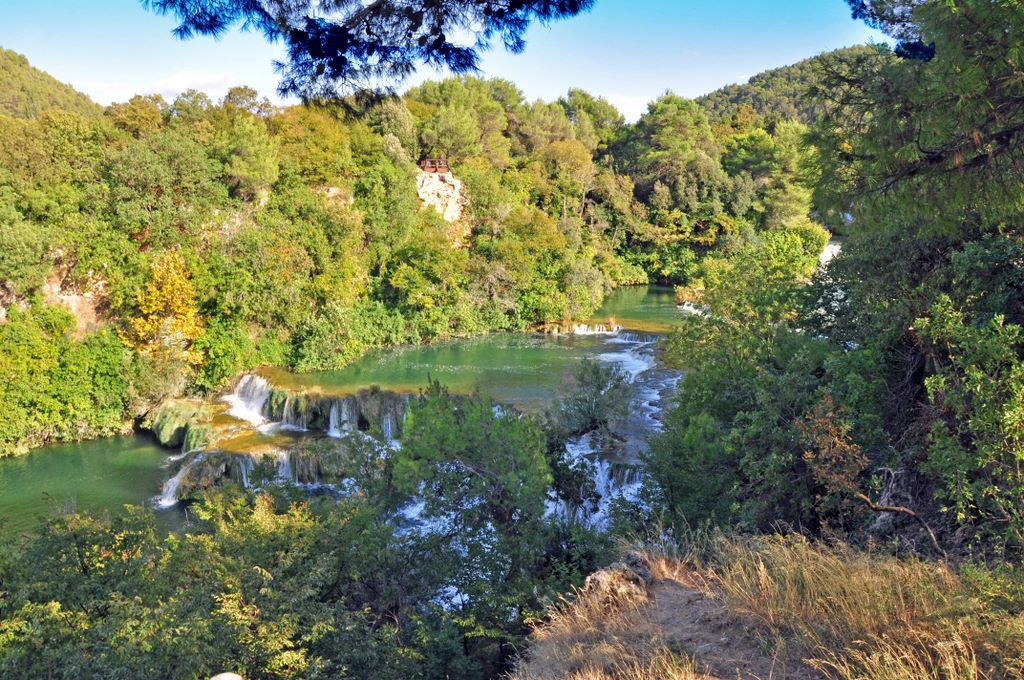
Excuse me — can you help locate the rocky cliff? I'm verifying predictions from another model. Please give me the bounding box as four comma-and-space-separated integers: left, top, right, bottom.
416, 170, 468, 243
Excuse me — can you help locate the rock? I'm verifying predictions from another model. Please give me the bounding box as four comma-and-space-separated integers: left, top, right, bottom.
416, 170, 466, 227
617, 550, 654, 584
41, 270, 105, 339
582, 551, 653, 606
146, 399, 206, 448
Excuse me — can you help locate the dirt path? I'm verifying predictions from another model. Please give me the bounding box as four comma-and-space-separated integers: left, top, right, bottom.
643, 577, 823, 680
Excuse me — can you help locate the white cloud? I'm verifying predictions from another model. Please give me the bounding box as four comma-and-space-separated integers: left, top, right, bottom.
75, 80, 141, 106
148, 70, 236, 101
74, 71, 238, 105
605, 93, 654, 123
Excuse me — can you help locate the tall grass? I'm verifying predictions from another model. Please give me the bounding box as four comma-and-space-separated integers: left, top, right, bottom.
708, 535, 1024, 679
514, 533, 1024, 680
509, 565, 709, 680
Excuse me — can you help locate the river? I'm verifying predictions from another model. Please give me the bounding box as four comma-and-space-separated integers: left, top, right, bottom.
0, 286, 683, 536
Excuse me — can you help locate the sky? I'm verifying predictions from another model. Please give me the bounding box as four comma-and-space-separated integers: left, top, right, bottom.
0, 0, 883, 121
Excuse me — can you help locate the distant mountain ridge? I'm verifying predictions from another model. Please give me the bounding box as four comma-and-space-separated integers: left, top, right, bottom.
697, 44, 883, 124
0, 48, 100, 119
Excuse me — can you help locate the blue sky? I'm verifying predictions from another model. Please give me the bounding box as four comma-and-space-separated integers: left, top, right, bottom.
0, 0, 882, 121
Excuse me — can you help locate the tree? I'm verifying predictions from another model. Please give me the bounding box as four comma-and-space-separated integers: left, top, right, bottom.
846, 0, 933, 58
815, 2, 1024, 228
122, 251, 204, 368
557, 88, 624, 152
142, 0, 594, 97
420, 104, 482, 160
397, 382, 554, 662
0, 191, 50, 297
218, 114, 280, 200
105, 94, 165, 138
0, 48, 101, 119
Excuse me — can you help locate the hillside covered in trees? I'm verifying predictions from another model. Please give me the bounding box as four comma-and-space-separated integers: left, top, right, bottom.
696, 45, 879, 124
4, 0, 1024, 676
0, 49, 100, 119
0, 49, 826, 456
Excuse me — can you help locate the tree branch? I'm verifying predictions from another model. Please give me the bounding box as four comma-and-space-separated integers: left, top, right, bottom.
856, 492, 945, 558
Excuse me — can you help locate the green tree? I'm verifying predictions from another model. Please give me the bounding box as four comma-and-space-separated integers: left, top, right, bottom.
218, 114, 280, 200
105, 94, 165, 138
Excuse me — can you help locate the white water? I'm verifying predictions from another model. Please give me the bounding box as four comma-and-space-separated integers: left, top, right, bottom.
157, 453, 206, 508
543, 330, 678, 529
238, 455, 253, 488
275, 451, 292, 481
597, 347, 655, 381
170, 317, 679, 526
223, 374, 271, 425
327, 401, 343, 437
571, 323, 623, 335
381, 411, 397, 441
819, 239, 842, 268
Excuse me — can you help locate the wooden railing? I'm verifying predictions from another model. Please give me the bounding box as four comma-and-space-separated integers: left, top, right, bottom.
418, 158, 449, 173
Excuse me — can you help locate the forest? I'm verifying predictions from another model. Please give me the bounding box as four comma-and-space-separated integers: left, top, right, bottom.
0, 44, 826, 457
2, 0, 1024, 677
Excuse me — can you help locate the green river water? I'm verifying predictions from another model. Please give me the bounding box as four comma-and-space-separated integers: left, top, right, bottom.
0, 286, 681, 536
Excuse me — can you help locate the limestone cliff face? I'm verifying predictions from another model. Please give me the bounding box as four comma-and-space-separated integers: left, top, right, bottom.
42, 273, 104, 338
416, 169, 466, 225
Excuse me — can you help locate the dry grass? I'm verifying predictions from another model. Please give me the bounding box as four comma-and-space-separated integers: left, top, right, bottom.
707, 535, 1024, 680
513, 533, 1024, 680
510, 565, 709, 680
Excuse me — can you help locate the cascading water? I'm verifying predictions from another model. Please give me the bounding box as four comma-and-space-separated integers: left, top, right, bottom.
381, 411, 397, 441
194, 297, 675, 522
543, 327, 679, 529
223, 374, 271, 425
236, 456, 254, 488
327, 399, 357, 437
275, 451, 293, 482
279, 395, 309, 430
344, 398, 359, 430
571, 323, 622, 335
327, 402, 341, 437
157, 453, 206, 508
614, 331, 656, 345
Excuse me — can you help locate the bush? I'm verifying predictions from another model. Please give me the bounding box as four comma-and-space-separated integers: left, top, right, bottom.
0, 305, 134, 455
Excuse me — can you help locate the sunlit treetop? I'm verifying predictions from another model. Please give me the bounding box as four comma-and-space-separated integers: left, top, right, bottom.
142, 0, 594, 99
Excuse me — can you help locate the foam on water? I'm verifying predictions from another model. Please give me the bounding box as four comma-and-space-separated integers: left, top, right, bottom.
597, 349, 655, 381
223, 374, 271, 426
157, 453, 206, 508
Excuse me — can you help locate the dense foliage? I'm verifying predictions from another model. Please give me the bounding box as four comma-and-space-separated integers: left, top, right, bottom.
0, 383, 613, 679
0, 49, 100, 119
696, 45, 880, 125
649, 0, 1024, 557
11, 0, 1024, 676
0, 50, 823, 455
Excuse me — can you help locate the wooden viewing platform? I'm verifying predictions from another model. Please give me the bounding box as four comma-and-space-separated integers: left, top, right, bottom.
418, 157, 449, 173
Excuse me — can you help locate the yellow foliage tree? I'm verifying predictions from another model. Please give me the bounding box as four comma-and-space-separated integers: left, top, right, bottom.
122, 252, 204, 366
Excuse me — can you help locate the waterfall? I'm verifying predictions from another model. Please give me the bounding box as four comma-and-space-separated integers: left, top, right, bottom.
157, 453, 206, 508
381, 410, 396, 441
237, 456, 254, 488
571, 323, 622, 336
327, 399, 355, 437
223, 375, 271, 425
327, 401, 341, 437
614, 331, 656, 345
597, 347, 654, 381
345, 398, 359, 430
275, 451, 293, 482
